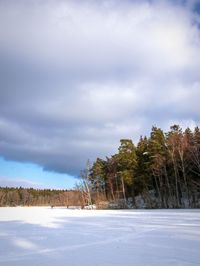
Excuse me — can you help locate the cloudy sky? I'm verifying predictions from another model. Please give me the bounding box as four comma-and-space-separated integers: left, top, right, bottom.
0, 0, 200, 189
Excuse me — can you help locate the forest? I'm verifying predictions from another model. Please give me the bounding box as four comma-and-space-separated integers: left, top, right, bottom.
87, 125, 200, 208
1, 125, 200, 209
0, 187, 84, 207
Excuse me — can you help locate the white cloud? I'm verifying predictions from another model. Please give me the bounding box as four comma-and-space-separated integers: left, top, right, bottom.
0, 176, 42, 188
0, 0, 200, 174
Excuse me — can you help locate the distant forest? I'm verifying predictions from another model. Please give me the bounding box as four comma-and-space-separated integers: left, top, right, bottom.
0, 187, 83, 207
87, 125, 200, 208
1, 125, 200, 209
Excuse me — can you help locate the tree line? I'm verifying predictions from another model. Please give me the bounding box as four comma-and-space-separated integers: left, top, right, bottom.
0, 187, 84, 207
88, 125, 200, 208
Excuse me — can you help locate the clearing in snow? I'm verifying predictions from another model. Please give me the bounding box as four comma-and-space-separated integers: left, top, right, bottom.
0, 207, 200, 266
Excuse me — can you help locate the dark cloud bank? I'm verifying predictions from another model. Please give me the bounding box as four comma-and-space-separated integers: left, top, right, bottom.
0, 0, 200, 175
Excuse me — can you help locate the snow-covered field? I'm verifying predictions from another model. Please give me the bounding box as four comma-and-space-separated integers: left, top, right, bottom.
0, 207, 200, 266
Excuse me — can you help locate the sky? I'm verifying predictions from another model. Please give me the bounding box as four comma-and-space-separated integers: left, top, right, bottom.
0, 0, 200, 189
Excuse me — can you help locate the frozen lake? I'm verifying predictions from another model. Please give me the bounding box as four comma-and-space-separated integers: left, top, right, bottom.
0, 207, 200, 266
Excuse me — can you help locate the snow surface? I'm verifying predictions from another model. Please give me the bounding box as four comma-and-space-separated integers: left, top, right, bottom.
0, 207, 200, 266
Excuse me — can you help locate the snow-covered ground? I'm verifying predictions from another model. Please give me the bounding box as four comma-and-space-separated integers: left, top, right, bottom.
0, 207, 200, 266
